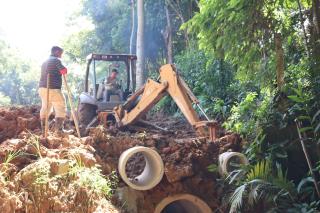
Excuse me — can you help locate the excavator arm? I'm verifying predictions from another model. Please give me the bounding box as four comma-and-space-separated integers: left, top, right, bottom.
113, 64, 218, 141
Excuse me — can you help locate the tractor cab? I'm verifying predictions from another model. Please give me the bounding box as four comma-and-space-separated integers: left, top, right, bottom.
79, 53, 137, 111
78, 53, 137, 133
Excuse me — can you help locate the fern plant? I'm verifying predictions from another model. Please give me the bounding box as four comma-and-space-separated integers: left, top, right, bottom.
228, 160, 296, 213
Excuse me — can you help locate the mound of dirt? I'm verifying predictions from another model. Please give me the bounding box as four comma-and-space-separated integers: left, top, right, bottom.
0, 106, 243, 213
0, 134, 121, 213
88, 123, 242, 212
0, 106, 40, 143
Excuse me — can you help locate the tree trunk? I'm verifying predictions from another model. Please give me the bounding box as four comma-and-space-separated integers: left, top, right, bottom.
297, 0, 310, 57
130, 0, 136, 55
162, 4, 173, 64
310, 0, 320, 97
136, 0, 145, 89
166, 0, 189, 47
129, 0, 136, 91
274, 33, 285, 90
312, 0, 320, 36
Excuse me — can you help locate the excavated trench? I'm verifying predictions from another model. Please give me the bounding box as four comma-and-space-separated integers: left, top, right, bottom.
0, 107, 243, 212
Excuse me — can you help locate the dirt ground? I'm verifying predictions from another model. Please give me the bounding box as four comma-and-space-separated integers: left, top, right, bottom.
0, 106, 242, 213
0, 106, 40, 142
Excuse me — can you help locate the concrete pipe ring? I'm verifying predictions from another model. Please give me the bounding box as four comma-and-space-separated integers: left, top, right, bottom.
218, 152, 248, 176
118, 146, 164, 190
154, 194, 212, 213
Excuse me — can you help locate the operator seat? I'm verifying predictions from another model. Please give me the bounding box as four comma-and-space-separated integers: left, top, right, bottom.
96, 83, 104, 100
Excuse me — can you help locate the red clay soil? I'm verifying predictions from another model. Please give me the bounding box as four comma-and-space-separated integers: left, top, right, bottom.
0, 106, 40, 143
0, 106, 243, 213
89, 121, 242, 212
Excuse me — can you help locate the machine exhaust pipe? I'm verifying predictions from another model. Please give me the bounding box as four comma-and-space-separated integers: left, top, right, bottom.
118, 146, 164, 190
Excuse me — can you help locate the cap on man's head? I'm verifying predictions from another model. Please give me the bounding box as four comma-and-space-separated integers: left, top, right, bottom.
51, 46, 63, 55
112, 69, 118, 73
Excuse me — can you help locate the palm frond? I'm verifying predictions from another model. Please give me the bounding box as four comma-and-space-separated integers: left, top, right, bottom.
229, 184, 247, 213
246, 160, 271, 181
248, 180, 268, 206
271, 164, 296, 198
227, 169, 247, 184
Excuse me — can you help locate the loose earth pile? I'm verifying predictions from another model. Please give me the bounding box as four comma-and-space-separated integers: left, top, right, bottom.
0, 107, 242, 213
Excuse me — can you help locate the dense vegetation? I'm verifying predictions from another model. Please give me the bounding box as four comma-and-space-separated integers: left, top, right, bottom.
1, 0, 320, 211
0, 40, 40, 106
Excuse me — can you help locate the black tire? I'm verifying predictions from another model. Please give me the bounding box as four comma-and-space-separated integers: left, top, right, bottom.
77, 103, 97, 136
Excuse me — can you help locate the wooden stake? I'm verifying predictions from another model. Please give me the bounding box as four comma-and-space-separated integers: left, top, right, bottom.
62, 75, 81, 138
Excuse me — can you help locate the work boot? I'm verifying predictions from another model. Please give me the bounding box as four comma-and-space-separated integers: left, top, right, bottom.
40, 119, 45, 136
55, 117, 74, 136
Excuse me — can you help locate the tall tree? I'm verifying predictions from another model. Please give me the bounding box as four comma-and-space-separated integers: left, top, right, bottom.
310, 0, 320, 97
136, 0, 145, 88
129, 0, 136, 55
162, 3, 173, 64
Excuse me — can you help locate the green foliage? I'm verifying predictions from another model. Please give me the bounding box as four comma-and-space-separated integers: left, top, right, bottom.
34, 162, 51, 185
26, 133, 43, 159
245, 133, 266, 163
287, 201, 320, 213
245, 131, 289, 167
69, 158, 118, 198
287, 83, 320, 145
0, 38, 40, 105
75, 167, 118, 198
0, 92, 11, 106
223, 90, 273, 139
185, 0, 312, 87
63, 29, 100, 63
228, 160, 296, 212
173, 46, 237, 119
3, 150, 22, 164
153, 96, 179, 115
297, 177, 318, 201
207, 163, 218, 173
224, 92, 258, 135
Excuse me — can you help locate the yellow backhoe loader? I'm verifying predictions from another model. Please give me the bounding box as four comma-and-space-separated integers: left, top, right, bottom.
77, 53, 217, 141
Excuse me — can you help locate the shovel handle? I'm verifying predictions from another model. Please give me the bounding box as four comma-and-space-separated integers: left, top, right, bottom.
63, 75, 81, 138
44, 73, 50, 138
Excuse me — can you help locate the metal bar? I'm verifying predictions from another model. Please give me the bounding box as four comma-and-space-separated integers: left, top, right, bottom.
93, 59, 97, 99
196, 104, 210, 121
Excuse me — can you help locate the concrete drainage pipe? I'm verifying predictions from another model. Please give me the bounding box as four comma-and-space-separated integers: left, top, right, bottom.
218, 151, 248, 176
118, 146, 164, 190
154, 194, 212, 213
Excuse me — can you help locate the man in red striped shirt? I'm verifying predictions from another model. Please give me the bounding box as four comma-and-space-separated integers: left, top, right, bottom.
38, 46, 73, 136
